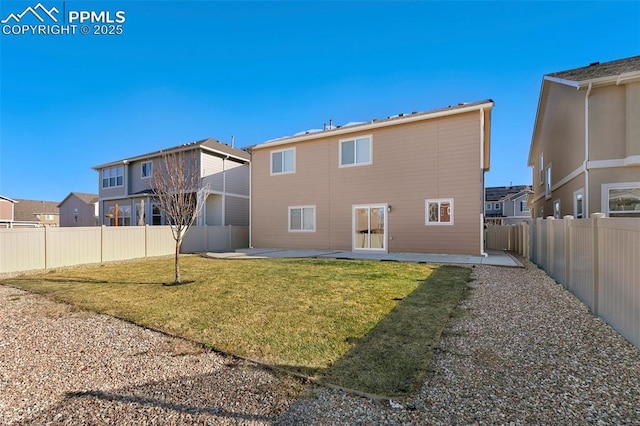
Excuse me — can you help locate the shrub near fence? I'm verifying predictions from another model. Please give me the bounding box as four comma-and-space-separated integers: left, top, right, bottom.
0, 225, 249, 274
487, 215, 640, 349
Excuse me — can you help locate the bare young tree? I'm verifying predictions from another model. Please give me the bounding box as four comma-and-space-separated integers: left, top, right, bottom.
153, 149, 208, 284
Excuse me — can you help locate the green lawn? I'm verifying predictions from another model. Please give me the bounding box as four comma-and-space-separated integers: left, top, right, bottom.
1, 255, 470, 396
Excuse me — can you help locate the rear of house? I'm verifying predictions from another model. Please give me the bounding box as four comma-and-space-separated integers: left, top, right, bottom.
251, 100, 493, 255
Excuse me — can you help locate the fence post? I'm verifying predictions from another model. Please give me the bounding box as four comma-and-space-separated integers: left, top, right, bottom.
591, 213, 605, 316
523, 222, 529, 259
546, 216, 554, 275
101, 225, 106, 263
536, 218, 543, 266
563, 215, 574, 289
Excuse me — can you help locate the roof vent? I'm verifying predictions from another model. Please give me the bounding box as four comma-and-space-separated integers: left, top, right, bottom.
589, 61, 600, 66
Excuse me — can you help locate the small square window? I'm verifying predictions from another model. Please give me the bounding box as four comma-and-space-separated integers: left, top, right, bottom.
425, 199, 453, 225
141, 161, 153, 179
289, 206, 315, 231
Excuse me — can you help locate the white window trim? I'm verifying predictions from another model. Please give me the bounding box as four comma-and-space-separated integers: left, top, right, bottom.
425, 198, 454, 226
288, 205, 316, 232
141, 161, 153, 179
601, 181, 640, 217
102, 166, 124, 189
520, 200, 530, 212
486, 203, 492, 211
544, 164, 552, 200
270, 148, 296, 176
539, 153, 544, 186
573, 188, 584, 219
339, 135, 373, 168
553, 199, 561, 219
494, 203, 500, 210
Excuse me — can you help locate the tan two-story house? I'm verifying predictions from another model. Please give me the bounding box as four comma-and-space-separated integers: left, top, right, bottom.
528, 56, 640, 219
250, 100, 494, 255
93, 138, 250, 227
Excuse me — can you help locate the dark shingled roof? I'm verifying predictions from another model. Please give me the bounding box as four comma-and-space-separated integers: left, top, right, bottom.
547, 55, 640, 82
485, 185, 531, 202
13, 199, 59, 222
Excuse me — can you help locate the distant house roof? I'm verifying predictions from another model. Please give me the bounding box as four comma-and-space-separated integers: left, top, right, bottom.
58, 192, 98, 208
13, 199, 59, 222
252, 99, 494, 150
545, 55, 640, 87
499, 188, 533, 202
485, 185, 531, 202
93, 137, 250, 170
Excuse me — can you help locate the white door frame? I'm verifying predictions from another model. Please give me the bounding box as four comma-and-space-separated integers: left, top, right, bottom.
352, 203, 388, 253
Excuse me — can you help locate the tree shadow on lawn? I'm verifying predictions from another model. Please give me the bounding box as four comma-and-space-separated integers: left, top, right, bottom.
315, 265, 472, 398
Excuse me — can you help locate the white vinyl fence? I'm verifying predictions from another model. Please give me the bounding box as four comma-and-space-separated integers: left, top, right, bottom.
487, 215, 640, 348
0, 225, 249, 274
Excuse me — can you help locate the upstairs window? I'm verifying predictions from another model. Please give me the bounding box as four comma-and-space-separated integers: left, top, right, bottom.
520, 201, 530, 212
340, 136, 372, 167
486, 203, 492, 211
544, 165, 552, 199
141, 161, 153, 179
271, 148, 295, 175
102, 166, 123, 188
425, 199, 453, 225
494, 203, 501, 210
539, 153, 544, 186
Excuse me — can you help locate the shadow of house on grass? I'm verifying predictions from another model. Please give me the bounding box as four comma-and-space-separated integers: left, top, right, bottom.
316, 265, 472, 398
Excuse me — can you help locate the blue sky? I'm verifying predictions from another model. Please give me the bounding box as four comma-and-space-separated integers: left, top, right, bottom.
1, 1, 639, 201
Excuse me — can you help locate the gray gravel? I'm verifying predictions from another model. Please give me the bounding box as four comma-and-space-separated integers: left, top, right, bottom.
2, 259, 640, 425
277, 261, 640, 425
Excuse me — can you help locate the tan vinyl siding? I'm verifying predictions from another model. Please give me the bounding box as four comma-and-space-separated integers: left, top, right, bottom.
627, 82, 640, 157
590, 85, 626, 161
0, 199, 13, 221
129, 159, 155, 195
252, 110, 487, 254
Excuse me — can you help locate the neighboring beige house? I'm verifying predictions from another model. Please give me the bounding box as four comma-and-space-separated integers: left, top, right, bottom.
13, 199, 59, 226
92, 138, 250, 227
250, 100, 494, 255
528, 56, 640, 219
58, 192, 99, 227
0, 195, 17, 227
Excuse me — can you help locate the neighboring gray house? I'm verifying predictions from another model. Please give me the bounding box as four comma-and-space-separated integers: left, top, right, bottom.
92, 138, 250, 227
58, 192, 99, 227
485, 185, 532, 224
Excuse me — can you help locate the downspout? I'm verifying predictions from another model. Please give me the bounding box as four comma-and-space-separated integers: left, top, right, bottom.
480, 107, 487, 256
584, 83, 592, 218
222, 156, 228, 226
248, 160, 253, 248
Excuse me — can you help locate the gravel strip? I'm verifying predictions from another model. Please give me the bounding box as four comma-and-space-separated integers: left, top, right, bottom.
277, 260, 640, 424
0, 286, 304, 425
2, 260, 640, 425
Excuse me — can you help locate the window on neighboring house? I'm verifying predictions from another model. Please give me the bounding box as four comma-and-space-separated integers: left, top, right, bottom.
486, 203, 492, 211
604, 184, 640, 217
141, 161, 153, 179
289, 206, 315, 231
152, 203, 163, 225
494, 203, 501, 210
553, 200, 561, 219
271, 148, 295, 175
539, 207, 544, 219
425, 199, 453, 225
520, 201, 530, 212
544, 165, 552, 199
340, 136, 372, 167
102, 166, 124, 188
539, 153, 544, 186
574, 190, 584, 219
108, 204, 131, 226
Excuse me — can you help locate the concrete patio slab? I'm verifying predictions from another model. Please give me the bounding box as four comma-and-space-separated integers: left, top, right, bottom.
236, 248, 523, 267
